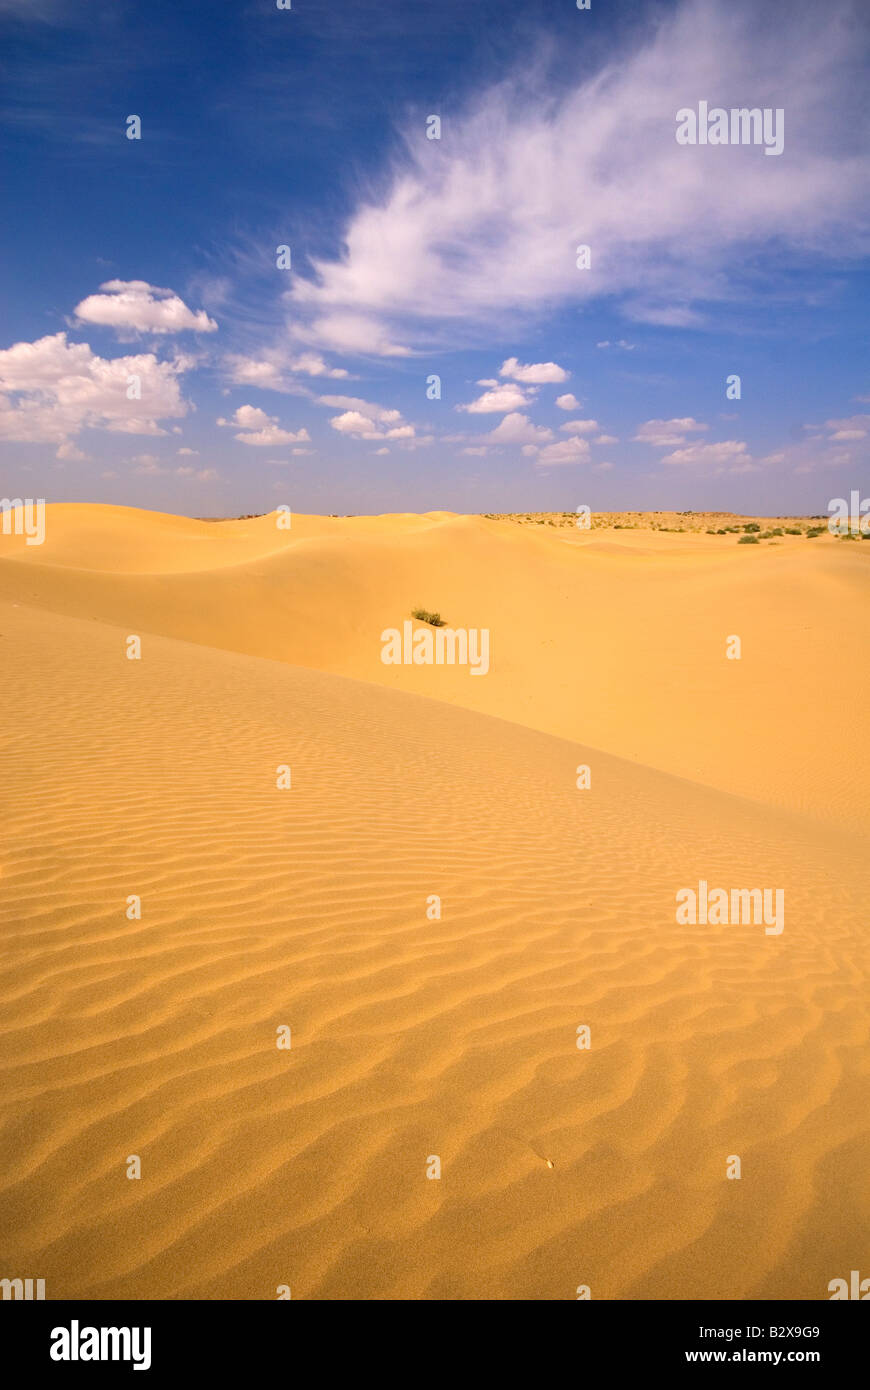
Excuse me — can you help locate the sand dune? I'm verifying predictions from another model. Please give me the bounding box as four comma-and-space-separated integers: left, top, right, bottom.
0, 506, 867, 1299
1, 504, 868, 830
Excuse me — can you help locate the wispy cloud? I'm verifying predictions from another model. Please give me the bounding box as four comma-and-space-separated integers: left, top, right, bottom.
284, 0, 870, 356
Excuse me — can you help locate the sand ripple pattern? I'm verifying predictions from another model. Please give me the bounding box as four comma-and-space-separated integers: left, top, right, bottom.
1, 603, 867, 1299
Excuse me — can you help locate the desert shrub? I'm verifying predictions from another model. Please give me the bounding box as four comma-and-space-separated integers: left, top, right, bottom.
784, 527, 802, 535
412, 608, 446, 627
738, 534, 759, 545
743, 522, 761, 532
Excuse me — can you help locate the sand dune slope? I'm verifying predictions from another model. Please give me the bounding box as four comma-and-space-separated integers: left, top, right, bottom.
1, 504, 868, 831
1, 600, 866, 1299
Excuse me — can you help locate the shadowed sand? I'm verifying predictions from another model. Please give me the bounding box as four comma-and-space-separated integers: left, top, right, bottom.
0, 506, 867, 1299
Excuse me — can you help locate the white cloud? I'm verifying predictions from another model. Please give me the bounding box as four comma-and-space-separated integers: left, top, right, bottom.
290, 352, 349, 379
661, 440, 754, 471
595, 433, 619, 444
458, 383, 534, 413
284, 1, 870, 353
633, 417, 709, 447
318, 394, 415, 441
224, 350, 348, 392
499, 357, 568, 384
560, 419, 599, 435
487, 412, 553, 445
238, 426, 310, 447
74, 280, 217, 337
218, 403, 310, 446
555, 393, 582, 411
0, 332, 189, 444
824, 414, 869, 440
218, 405, 272, 430
532, 436, 592, 467
597, 340, 636, 350
56, 441, 88, 461
178, 446, 199, 456
315, 395, 400, 422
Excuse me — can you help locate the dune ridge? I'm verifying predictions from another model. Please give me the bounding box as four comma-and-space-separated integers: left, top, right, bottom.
2, 503, 868, 831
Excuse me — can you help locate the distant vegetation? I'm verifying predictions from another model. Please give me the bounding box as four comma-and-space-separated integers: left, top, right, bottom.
412, 608, 446, 627
738, 534, 759, 545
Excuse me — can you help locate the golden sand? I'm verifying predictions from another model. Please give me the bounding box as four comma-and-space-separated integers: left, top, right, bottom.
0, 505, 867, 1298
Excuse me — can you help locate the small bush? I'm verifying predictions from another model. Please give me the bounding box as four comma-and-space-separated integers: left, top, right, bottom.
412, 608, 446, 627
806, 527, 825, 537
738, 534, 759, 545
743, 522, 761, 532
784, 527, 802, 535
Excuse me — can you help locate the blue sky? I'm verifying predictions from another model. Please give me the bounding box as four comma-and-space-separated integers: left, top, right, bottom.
0, 0, 868, 516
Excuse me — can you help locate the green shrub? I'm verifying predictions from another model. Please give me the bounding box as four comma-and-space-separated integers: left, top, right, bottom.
738, 534, 759, 545
743, 522, 761, 532
412, 608, 446, 627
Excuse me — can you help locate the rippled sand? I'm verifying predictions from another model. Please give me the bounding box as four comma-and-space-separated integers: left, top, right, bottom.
0, 507, 867, 1298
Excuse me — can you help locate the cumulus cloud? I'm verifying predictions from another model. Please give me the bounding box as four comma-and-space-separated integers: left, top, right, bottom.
458, 383, 534, 413
56, 441, 88, 461
0, 332, 190, 443
283, 0, 870, 354
217, 404, 310, 446
224, 349, 348, 392
633, 417, 709, 447
555, 393, 582, 411
661, 440, 755, 471
486, 412, 553, 445
315, 393, 415, 441
499, 357, 568, 384
531, 436, 592, 467
560, 419, 600, 435
74, 280, 217, 337
330, 411, 413, 440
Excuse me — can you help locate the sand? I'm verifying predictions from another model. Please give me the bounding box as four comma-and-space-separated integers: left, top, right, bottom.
0, 505, 867, 1299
